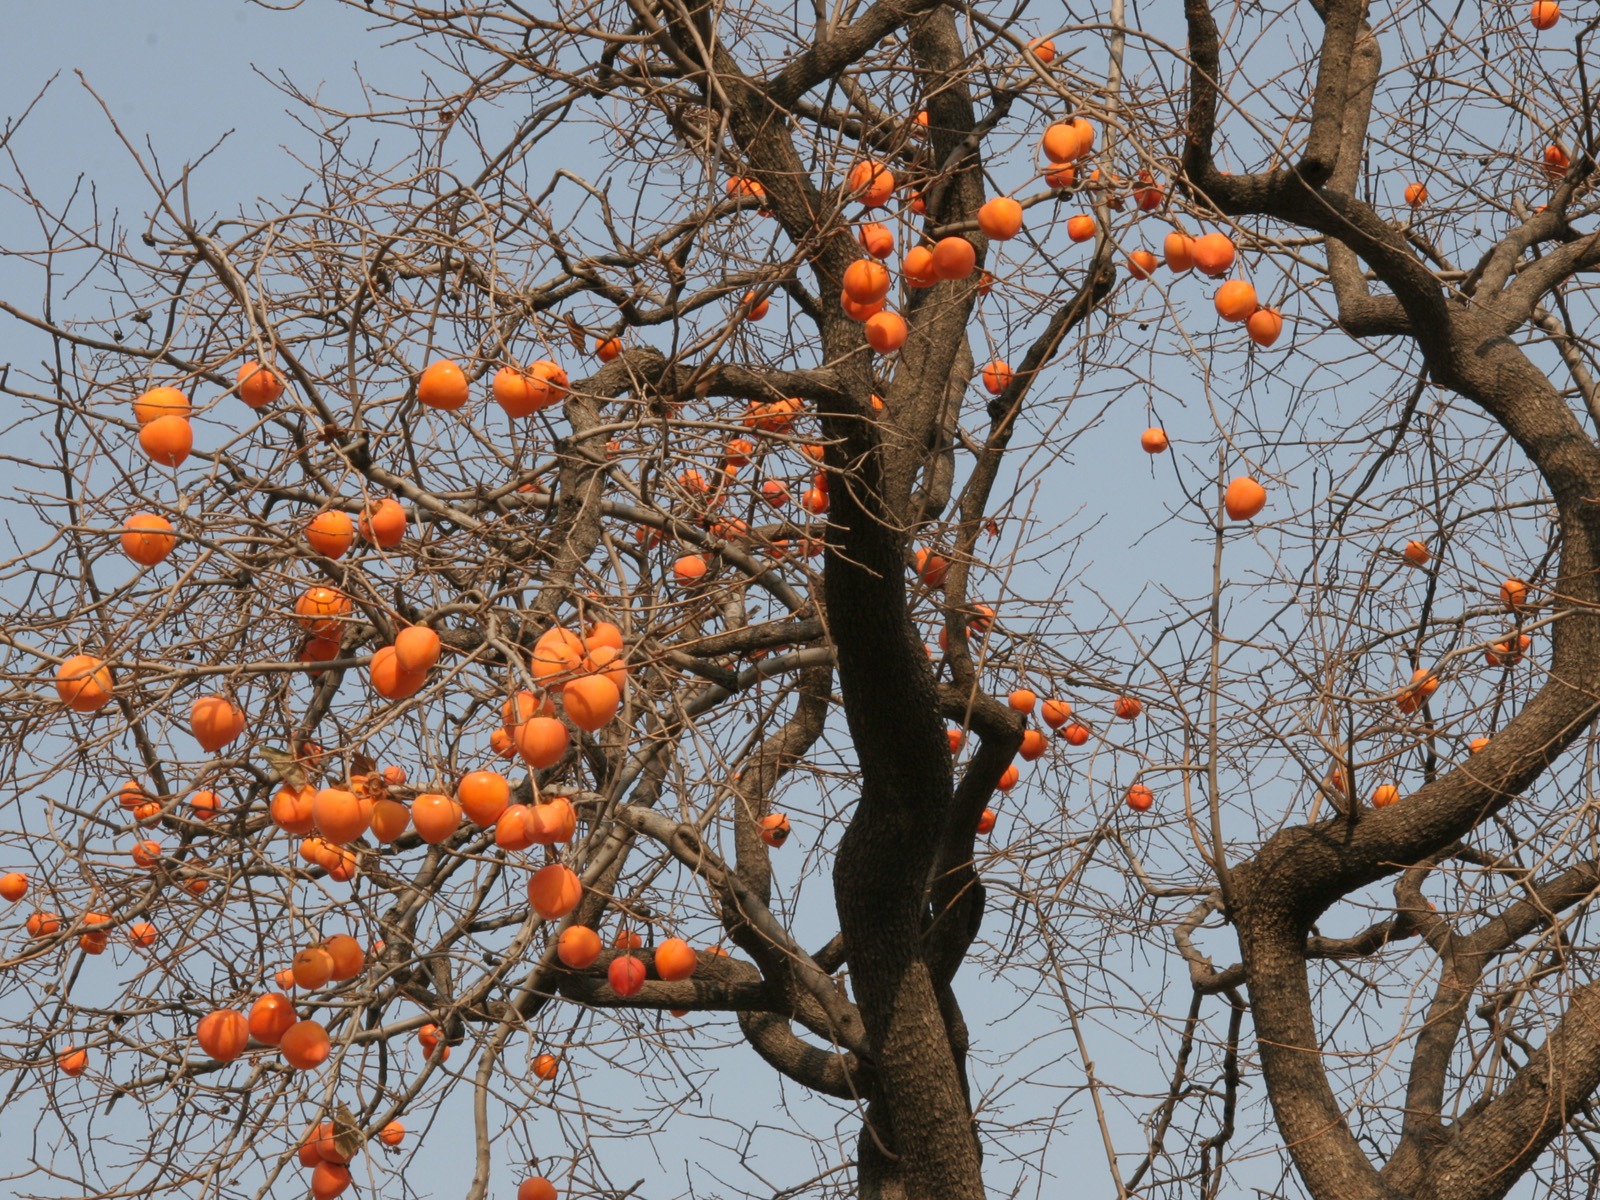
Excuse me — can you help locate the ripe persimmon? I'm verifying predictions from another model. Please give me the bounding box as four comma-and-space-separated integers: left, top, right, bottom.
846, 160, 895, 207
190, 695, 246, 752
304, 1121, 350, 1166
324, 934, 365, 981
865, 311, 908, 353
370, 797, 410, 843
655, 937, 697, 981
271, 785, 317, 835
673, 554, 708, 585
1041, 118, 1092, 162
1531, 0, 1559, 26
295, 586, 352, 639
1486, 633, 1533, 667
982, 361, 1014, 395
370, 646, 427, 700
1128, 250, 1158, 280
56, 655, 113, 712
248, 992, 297, 1046
609, 954, 647, 997
902, 244, 939, 288
458, 770, 510, 826
1008, 688, 1036, 713
79, 911, 110, 955
237, 360, 284, 408
517, 1178, 558, 1200
840, 289, 885, 321
312, 788, 369, 844
1246, 307, 1283, 346
858, 222, 894, 258
532, 627, 586, 681
1372, 784, 1400, 808
513, 716, 568, 770
0, 872, 26, 902
1396, 668, 1440, 714
1066, 214, 1096, 242
759, 813, 791, 847
133, 386, 190, 425
188, 789, 220, 821
300, 636, 342, 672
394, 625, 441, 673
280, 1020, 331, 1070
495, 805, 537, 851
585, 620, 625, 655
359, 498, 407, 547
292, 945, 336, 989
1040, 698, 1073, 729
138, 415, 193, 467
557, 925, 602, 968
528, 863, 582, 919
197, 1009, 250, 1062
310, 1162, 352, 1200
305, 511, 355, 559
1126, 784, 1154, 812
931, 236, 976, 280
417, 359, 470, 410
1224, 476, 1267, 521
411, 792, 463, 844
27, 911, 60, 938
121, 513, 177, 565
1214, 280, 1259, 322
1190, 232, 1236, 277
58, 1048, 88, 1077
519, 796, 579, 859
843, 259, 892, 305
493, 366, 543, 417
1163, 232, 1194, 273
977, 197, 1024, 240
563, 675, 621, 731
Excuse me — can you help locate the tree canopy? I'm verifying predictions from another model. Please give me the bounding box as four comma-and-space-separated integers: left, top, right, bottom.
0, 1, 1597, 1198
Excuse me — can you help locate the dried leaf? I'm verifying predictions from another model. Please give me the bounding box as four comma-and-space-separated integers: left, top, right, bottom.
332, 1101, 363, 1162
561, 312, 588, 355
260, 746, 306, 790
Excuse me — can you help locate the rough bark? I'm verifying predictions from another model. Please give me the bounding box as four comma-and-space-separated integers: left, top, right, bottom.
1181, 0, 1600, 1196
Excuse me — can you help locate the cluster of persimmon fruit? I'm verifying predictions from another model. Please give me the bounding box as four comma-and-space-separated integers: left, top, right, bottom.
1317, 573, 1537, 811
38, 31, 1577, 1191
